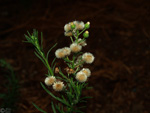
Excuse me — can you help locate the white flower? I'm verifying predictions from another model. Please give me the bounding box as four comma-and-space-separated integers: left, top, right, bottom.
75, 71, 87, 83
44, 76, 56, 86
53, 81, 64, 91
55, 48, 65, 58
70, 43, 82, 53
62, 47, 71, 56
73, 21, 85, 30
82, 52, 95, 64
64, 23, 71, 32
81, 68, 91, 77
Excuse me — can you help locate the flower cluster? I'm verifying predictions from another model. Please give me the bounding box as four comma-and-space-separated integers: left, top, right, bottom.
45, 20, 94, 91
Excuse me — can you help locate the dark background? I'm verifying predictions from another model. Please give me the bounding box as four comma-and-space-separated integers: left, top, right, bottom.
0, 0, 150, 113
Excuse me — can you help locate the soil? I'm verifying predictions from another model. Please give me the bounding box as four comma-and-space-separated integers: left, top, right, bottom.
0, 0, 150, 113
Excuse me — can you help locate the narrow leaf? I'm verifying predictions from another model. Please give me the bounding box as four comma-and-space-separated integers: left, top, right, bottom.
51, 102, 56, 113
32, 103, 47, 113
46, 43, 57, 60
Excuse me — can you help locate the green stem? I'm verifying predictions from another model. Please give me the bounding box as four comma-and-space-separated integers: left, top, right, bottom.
78, 28, 86, 36
38, 47, 54, 76
70, 36, 74, 43
44, 57, 54, 76
72, 54, 76, 69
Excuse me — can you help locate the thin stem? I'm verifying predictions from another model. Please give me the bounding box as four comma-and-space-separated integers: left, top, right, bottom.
72, 54, 76, 69
78, 28, 86, 36
37, 44, 54, 76
70, 36, 74, 43
44, 56, 54, 76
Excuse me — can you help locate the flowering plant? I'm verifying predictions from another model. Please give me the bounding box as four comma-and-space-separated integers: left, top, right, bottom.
24, 21, 95, 113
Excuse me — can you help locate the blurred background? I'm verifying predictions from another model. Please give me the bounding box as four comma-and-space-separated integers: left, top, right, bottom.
0, 0, 150, 113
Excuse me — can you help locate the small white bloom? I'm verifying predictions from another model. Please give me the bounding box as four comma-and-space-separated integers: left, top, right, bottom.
53, 81, 64, 91
82, 52, 95, 64
62, 47, 71, 56
70, 43, 82, 53
73, 21, 85, 30
75, 71, 87, 83
55, 48, 65, 58
81, 68, 91, 77
64, 23, 71, 32
45, 76, 56, 86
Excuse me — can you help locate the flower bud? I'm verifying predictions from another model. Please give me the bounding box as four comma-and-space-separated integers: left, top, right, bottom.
55, 67, 59, 73
83, 31, 89, 38
84, 21, 90, 29
70, 22, 76, 29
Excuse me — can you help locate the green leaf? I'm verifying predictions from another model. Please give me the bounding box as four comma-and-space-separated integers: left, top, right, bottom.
55, 104, 65, 113
52, 63, 56, 72
56, 76, 67, 82
51, 102, 56, 113
46, 43, 57, 60
66, 92, 72, 104
61, 95, 68, 105
24, 34, 32, 43
32, 102, 47, 113
27, 31, 32, 37
68, 83, 72, 94
51, 57, 56, 67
